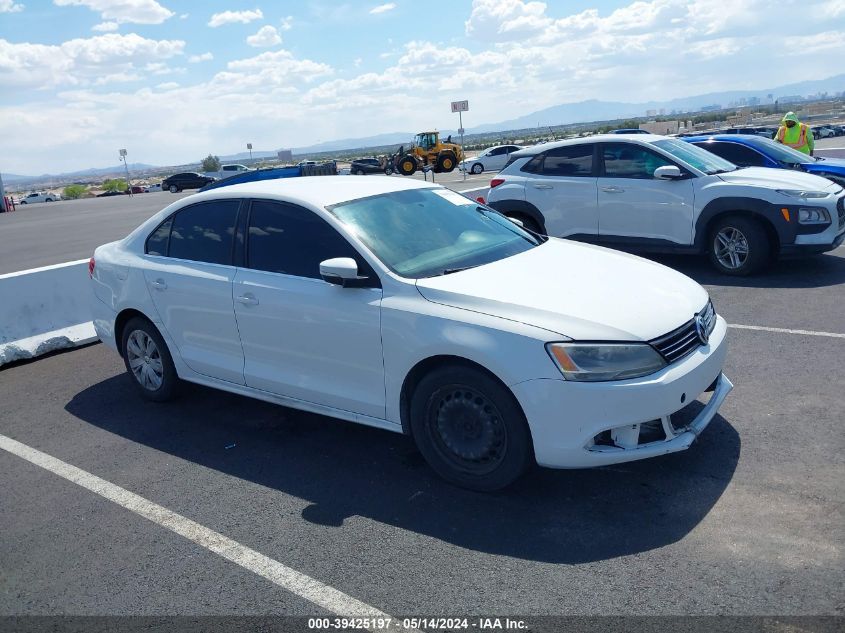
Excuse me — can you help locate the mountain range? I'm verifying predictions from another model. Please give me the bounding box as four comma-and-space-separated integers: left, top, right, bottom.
7, 74, 844, 182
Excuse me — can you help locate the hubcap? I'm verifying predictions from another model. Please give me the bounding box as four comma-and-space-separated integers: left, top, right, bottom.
430, 387, 507, 475
126, 330, 164, 391
714, 227, 750, 270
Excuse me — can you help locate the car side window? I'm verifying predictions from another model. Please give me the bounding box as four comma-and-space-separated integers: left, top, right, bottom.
167, 200, 240, 265
145, 217, 173, 256
694, 142, 766, 167
246, 200, 369, 280
602, 143, 672, 179
487, 147, 506, 156
540, 144, 595, 177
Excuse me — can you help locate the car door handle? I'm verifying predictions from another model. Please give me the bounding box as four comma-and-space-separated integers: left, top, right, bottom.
602, 186, 625, 193
149, 278, 167, 290
532, 184, 553, 190
236, 294, 259, 306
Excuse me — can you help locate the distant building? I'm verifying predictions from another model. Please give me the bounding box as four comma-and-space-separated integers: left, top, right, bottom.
700, 104, 721, 112
639, 120, 680, 135
277, 149, 293, 162
646, 109, 657, 117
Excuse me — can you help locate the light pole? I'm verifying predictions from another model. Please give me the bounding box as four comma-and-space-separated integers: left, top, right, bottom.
450, 100, 469, 181
0, 170, 7, 212
119, 149, 132, 196
247, 143, 253, 163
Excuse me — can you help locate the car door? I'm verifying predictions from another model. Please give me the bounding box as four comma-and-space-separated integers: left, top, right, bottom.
596, 142, 695, 246
232, 199, 386, 418
522, 143, 598, 238
142, 199, 246, 384
484, 147, 509, 172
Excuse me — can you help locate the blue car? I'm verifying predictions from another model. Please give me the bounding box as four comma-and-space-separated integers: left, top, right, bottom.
683, 134, 845, 188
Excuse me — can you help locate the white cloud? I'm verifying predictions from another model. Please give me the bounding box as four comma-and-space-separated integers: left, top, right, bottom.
0, 33, 185, 89
369, 3, 396, 14
280, 15, 293, 30
0, 0, 24, 13
207, 8, 262, 27
156, 81, 179, 90
179, 12, 187, 19
188, 52, 213, 63
354, 57, 362, 67
91, 21, 118, 31
246, 25, 282, 48
53, 0, 173, 24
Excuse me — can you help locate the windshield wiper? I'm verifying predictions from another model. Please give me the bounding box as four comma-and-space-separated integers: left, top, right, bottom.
442, 265, 477, 275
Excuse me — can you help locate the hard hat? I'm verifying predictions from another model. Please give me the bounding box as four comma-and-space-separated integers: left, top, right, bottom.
782, 112, 799, 123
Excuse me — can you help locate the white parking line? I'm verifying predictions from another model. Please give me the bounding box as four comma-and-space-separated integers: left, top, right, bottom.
0, 432, 410, 627
729, 324, 845, 339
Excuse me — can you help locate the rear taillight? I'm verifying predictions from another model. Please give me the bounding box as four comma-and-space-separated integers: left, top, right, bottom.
88, 257, 95, 278
476, 196, 486, 204
490, 178, 505, 188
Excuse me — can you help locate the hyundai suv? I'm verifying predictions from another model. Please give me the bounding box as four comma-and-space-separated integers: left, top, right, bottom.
486, 135, 845, 275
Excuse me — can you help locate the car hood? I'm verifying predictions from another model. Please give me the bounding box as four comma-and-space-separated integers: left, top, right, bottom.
718, 166, 839, 191
415, 239, 709, 341
804, 158, 845, 173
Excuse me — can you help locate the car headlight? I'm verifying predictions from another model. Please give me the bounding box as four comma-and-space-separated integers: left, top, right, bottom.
797, 207, 831, 224
776, 189, 830, 200
546, 342, 667, 382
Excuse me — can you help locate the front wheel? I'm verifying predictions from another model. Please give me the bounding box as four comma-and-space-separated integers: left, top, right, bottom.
169, 185, 178, 193
708, 216, 770, 276
471, 163, 483, 175
410, 366, 533, 491
121, 317, 180, 402
398, 157, 416, 176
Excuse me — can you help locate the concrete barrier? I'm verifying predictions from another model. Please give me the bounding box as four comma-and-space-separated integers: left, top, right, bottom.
0, 259, 98, 366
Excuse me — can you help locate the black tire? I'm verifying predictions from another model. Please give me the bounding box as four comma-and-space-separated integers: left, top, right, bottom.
506, 213, 542, 235
471, 163, 483, 175
384, 166, 394, 175
398, 157, 416, 176
19, 201, 27, 204
169, 185, 179, 193
354, 168, 364, 175
708, 215, 771, 276
45, 198, 53, 202
436, 152, 457, 173
410, 365, 533, 491
121, 317, 180, 402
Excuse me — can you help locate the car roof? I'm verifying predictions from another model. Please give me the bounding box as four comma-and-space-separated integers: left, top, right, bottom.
683, 134, 763, 143
182, 175, 438, 208
512, 134, 667, 156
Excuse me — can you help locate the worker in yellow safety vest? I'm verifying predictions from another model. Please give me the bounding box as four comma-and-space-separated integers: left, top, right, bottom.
774, 112, 814, 155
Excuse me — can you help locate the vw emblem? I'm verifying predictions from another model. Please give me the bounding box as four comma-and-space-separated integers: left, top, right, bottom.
695, 314, 709, 345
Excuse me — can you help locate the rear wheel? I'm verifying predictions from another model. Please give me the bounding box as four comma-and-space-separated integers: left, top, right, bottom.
121, 317, 180, 402
471, 163, 483, 175
436, 153, 457, 173
410, 366, 533, 491
398, 156, 417, 176
708, 216, 770, 276
169, 185, 179, 193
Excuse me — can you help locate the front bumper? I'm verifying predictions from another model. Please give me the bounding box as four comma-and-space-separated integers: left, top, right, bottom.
513, 316, 731, 468
780, 227, 845, 256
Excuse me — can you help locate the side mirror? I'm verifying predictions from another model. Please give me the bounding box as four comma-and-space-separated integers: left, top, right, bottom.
320, 257, 371, 288
654, 165, 683, 180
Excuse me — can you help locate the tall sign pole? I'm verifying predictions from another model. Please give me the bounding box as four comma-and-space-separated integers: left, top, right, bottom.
451, 100, 469, 181
119, 149, 132, 196
247, 143, 253, 162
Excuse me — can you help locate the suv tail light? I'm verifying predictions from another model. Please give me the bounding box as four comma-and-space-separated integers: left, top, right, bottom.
490, 178, 505, 188
88, 257, 95, 278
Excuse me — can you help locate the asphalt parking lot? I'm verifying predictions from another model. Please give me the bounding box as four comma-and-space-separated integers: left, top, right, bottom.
1, 245, 843, 624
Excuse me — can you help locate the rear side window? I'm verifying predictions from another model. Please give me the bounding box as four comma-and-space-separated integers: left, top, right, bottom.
145, 217, 172, 256
601, 143, 673, 179
246, 200, 364, 279
523, 145, 594, 176
693, 142, 766, 167
167, 200, 240, 265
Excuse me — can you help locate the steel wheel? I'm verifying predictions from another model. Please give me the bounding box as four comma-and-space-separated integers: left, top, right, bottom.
471, 163, 483, 174
713, 226, 750, 271
125, 329, 164, 391
428, 386, 508, 476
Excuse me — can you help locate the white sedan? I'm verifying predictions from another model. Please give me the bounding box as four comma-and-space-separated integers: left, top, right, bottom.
90, 177, 732, 490
460, 144, 524, 174
19, 191, 60, 204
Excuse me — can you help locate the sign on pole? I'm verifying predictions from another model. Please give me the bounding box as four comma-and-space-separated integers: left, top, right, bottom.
450, 100, 469, 113
450, 100, 469, 180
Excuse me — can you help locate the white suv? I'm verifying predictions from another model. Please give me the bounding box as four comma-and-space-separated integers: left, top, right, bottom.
486, 135, 845, 275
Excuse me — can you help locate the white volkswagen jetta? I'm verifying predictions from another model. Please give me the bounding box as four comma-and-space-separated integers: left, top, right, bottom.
90, 176, 732, 490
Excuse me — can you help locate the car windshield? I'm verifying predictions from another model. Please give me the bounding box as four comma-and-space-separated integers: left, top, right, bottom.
744, 136, 815, 165
327, 188, 541, 278
652, 138, 738, 175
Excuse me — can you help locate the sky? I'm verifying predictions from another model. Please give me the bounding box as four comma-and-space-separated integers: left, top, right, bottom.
1, 0, 844, 174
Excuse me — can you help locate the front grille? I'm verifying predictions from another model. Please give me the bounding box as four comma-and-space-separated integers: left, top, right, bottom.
649, 301, 715, 364
837, 196, 844, 231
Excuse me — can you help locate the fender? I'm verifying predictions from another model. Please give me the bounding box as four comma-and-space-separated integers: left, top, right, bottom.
694, 197, 801, 250
486, 199, 547, 233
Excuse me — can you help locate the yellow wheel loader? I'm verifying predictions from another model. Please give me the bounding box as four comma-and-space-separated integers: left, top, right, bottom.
390, 131, 464, 176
